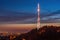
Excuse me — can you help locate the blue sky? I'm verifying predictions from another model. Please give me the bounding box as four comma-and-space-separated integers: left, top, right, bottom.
0, 0, 60, 23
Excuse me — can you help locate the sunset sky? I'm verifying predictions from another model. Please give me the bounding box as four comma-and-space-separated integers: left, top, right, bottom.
0, 0, 60, 33
0, 0, 60, 23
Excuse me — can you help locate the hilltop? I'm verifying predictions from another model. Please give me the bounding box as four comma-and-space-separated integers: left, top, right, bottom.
19, 26, 60, 40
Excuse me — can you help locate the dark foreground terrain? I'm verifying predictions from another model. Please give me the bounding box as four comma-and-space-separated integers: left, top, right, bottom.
0, 26, 60, 40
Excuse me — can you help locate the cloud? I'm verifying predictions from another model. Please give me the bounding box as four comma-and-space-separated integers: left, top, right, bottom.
41, 10, 60, 23
0, 10, 60, 23
0, 10, 37, 24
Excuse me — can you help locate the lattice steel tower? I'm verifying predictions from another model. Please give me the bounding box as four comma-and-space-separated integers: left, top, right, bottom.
37, 3, 40, 30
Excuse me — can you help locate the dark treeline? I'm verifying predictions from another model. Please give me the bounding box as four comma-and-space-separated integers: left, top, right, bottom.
0, 26, 60, 40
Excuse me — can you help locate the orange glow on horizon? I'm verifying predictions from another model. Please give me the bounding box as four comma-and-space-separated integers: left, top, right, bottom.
0, 24, 37, 33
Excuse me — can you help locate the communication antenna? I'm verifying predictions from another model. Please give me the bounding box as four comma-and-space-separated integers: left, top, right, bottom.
37, 3, 40, 30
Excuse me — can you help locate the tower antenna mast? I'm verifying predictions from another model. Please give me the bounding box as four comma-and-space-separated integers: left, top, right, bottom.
37, 3, 40, 30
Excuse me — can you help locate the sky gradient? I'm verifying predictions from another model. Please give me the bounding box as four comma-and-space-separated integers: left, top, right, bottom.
0, 0, 60, 23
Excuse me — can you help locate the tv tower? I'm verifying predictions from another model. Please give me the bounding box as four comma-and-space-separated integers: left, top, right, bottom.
37, 3, 40, 30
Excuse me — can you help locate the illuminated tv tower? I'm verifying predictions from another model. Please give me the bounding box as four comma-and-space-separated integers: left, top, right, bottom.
37, 3, 40, 30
